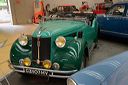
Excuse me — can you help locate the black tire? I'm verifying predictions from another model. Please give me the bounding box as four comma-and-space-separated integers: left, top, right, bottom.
80, 53, 89, 69
80, 58, 86, 69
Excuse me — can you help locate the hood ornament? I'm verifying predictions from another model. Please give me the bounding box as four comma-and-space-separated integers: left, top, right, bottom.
37, 30, 41, 37
37, 37, 40, 64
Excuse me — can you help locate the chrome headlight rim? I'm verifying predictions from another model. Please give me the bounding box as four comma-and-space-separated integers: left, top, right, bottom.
23, 57, 31, 67
19, 59, 24, 66
67, 78, 77, 85
18, 34, 28, 46
52, 62, 60, 70
55, 36, 66, 48
42, 60, 52, 69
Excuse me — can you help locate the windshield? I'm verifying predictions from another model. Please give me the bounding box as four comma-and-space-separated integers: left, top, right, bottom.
41, 16, 88, 22
39, 12, 95, 26
58, 6, 78, 12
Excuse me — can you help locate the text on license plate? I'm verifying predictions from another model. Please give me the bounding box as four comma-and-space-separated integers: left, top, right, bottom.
25, 68, 49, 75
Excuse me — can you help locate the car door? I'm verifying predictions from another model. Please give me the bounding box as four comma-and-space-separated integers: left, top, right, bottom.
98, 4, 126, 34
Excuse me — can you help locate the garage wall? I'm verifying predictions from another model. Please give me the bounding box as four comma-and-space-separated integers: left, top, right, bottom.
44, 0, 104, 10
11, 0, 105, 25
10, 0, 34, 25
9, 0, 121, 25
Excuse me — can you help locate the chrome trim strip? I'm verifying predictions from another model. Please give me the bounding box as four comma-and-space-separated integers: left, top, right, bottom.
16, 43, 29, 52
13, 65, 77, 74
49, 75, 70, 78
101, 30, 128, 36
15, 70, 70, 78
15, 70, 25, 73
37, 37, 40, 64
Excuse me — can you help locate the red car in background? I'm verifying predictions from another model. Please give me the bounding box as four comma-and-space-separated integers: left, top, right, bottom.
93, 2, 113, 15
50, 4, 79, 17
58, 4, 78, 12
93, 3, 106, 14
79, 1, 89, 12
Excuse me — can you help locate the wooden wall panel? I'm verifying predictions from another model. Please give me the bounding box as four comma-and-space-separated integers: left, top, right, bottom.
9, 0, 34, 25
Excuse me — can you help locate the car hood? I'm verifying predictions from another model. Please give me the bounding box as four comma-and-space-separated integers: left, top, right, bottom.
32, 20, 85, 38
70, 51, 128, 85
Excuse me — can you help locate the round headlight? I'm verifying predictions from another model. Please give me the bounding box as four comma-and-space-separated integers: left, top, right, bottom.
18, 34, 28, 46
19, 59, 24, 66
55, 36, 66, 48
23, 58, 31, 67
67, 78, 77, 85
42, 60, 52, 69
52, 62, 60, 70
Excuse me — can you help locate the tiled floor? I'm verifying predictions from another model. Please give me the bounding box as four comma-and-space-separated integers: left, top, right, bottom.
0, 23, 37, 78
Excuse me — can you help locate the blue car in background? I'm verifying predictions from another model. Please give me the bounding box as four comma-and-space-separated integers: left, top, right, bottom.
97, 2, 128, 39
67, 51, 128, 85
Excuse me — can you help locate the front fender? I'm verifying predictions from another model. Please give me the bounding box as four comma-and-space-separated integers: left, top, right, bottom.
10, 36, 32, 65
53, 39, 84, 71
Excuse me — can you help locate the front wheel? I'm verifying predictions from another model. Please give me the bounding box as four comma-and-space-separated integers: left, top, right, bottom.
80, 55, 89, 69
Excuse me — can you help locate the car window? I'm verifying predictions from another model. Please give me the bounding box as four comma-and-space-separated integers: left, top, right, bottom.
107, 5, 125, 16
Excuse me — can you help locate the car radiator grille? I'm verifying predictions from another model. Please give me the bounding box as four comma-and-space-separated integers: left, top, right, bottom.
32, 37, 51, 61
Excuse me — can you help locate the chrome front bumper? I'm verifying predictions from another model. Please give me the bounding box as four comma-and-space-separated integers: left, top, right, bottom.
13, 65, 77, 78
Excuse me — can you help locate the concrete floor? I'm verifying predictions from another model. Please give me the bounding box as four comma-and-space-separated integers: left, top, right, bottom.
0, 23, 37, 78
0, 23, 128, 84
89, 39, 128, 65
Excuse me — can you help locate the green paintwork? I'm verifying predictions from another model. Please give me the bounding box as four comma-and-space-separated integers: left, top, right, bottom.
10, 18, 98, 71
33, 20, 86, 38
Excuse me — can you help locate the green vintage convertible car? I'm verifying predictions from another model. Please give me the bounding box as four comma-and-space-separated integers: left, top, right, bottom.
10, 14, 98, 78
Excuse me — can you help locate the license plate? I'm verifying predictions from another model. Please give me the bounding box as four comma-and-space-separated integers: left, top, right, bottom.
25, 68, 49, 76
